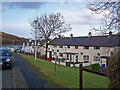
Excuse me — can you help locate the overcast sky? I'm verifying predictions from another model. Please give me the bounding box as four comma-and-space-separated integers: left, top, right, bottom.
1, 1, 104, 39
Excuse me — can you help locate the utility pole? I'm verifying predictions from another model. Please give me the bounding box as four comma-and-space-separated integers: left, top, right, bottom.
34, 20, 38, 61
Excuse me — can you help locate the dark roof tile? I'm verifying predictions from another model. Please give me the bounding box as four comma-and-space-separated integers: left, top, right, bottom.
49, 35, 120, 47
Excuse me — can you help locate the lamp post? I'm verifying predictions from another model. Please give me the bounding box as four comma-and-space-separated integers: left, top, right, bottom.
34, 20, 38, 61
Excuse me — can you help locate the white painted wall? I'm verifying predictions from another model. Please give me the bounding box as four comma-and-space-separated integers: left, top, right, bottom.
48, 45, 115, 66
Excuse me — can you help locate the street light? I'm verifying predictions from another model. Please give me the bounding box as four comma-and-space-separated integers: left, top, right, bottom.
34, 20, 38, 61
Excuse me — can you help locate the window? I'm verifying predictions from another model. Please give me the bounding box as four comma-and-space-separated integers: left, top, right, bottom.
94, 56, 100, 61
83, 46, 89, 49
59, 53, 63, 57
111, 52, 113, 55
94, 46, 100, 49
67, 46, 70, 48
54, 52, 57, 56
48, 48, 50, 51
76, 55, 78, 62
75, 46, 78, 49
53, 45, 57, 48
59, 45, 63, 48
83, 55, 89, 60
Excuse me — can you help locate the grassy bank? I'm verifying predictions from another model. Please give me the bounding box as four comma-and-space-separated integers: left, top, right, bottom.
20, 54, 109, 88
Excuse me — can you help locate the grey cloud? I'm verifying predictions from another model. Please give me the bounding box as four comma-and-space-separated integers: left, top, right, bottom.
3, 2, 47, 9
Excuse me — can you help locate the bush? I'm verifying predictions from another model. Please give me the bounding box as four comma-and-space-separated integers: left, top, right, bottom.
40, 54, 46, 59
106, 48, 120, 88
90, 63, 100, 71
66, 62, 70, 67
51, 57, 55, 60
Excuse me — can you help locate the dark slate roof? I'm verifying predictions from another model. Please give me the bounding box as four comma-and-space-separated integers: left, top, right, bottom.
49, 35, 120, 47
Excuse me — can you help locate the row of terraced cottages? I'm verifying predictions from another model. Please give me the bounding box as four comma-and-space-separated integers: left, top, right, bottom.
22, 32, 120, 67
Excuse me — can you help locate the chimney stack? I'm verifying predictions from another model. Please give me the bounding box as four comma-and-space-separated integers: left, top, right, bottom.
109, 31, 112, 36
70, 34, 73, 38
58, 35, 61, 38
88, 32, 92, 38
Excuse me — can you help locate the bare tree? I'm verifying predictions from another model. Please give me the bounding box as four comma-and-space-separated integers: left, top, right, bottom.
87, 1, 120, 88
106, 47, 120, 88
31, 13, 71, 59
87, 1, 120, 35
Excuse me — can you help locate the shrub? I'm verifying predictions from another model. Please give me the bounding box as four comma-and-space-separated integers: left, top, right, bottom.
106, 48, 120, 88
40, 54, 46, 59
51, 57, 55, 60
66, 62, 70, 67
90, 63, 100, 71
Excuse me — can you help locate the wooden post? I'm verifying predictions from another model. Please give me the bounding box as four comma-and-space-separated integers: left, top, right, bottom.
55, 59, 57, 73
79, 63, 83, 90
58, 59, 60, 73
106, 58, 108, 67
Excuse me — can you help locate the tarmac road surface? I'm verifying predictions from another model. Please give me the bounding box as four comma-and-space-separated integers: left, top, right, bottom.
13, 53, 62, 89
2, 68, 14, 88
13, 53, 47, 88
1, 53, 63, 89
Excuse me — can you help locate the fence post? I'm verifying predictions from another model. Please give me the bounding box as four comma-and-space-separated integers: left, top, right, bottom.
55, 59, 56, 73
58, 59, 60, 73
79, 63, 83, 90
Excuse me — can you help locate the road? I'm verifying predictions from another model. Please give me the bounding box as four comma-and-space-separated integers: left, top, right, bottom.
1, 53, 62, 89
2, 68, 14, 88
13, 53, 62, 88
13, 53, 48, 88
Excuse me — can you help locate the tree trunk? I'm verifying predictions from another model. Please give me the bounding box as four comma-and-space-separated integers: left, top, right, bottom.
45, 43, 48, 60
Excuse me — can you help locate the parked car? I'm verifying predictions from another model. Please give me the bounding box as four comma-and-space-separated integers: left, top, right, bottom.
14, 49, 21, 53
0, 49, 12, 69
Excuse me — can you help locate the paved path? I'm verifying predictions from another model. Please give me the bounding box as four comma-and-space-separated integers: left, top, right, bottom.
13, 53, 48, 88
13, 53, 63, 89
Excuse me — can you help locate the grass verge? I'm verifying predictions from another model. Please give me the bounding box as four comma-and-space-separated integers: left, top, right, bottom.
20, 54, 109, 88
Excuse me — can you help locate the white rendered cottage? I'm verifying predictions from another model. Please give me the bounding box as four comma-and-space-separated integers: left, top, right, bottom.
22, 39, 46, 56
48, 32, 120, 67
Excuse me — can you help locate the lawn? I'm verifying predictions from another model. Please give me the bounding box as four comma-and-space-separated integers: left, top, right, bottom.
20, 54, 109, 88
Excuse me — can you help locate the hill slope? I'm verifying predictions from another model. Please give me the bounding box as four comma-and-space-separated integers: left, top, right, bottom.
0, 32, 28, 45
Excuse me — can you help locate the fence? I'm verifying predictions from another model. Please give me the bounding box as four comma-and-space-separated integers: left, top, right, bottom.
79, 63, 107, 90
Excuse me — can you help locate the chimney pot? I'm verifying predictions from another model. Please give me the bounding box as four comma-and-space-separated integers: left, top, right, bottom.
88, 32, 92, 38
58, 35, 61, 38
70, 34, 73, 38
109, 31, 112, 36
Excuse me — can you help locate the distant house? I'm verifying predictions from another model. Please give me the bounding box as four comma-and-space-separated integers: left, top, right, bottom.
8, 47, 15, 52
22, 39, 46, 57
48, 32, 120, 67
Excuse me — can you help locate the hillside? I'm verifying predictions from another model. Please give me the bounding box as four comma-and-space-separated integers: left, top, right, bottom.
0, 32, 28, 45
